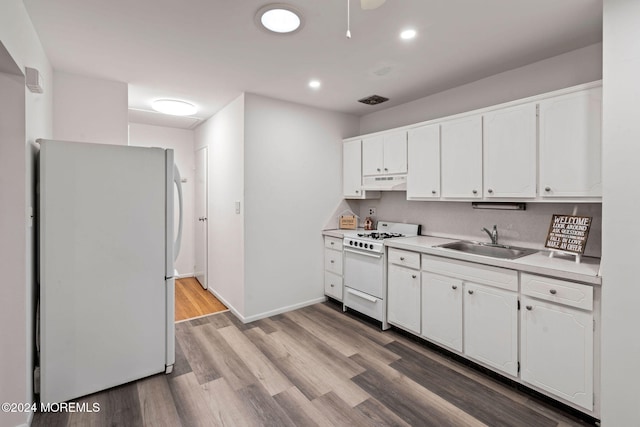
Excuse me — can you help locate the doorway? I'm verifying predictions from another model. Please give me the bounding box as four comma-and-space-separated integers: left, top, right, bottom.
194, 146, 208, 289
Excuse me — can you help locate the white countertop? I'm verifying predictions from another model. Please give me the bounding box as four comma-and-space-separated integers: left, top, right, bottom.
385, 236, 601, 285
323, 230, 601, 285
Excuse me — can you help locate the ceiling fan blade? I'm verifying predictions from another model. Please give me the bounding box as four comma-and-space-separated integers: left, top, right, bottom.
360, 0, 386, 10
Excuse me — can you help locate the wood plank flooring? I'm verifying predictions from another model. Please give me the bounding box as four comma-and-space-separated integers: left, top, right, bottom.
32, 301, 596, 427
175, 277, 227, 322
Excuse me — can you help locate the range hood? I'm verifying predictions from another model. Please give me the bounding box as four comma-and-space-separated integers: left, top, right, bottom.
362, 175, 407, 191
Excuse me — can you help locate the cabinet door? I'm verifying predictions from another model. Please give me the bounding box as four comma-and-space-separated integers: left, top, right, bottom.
483, 103, 537, 198
464, 282, 518, 376
521, 296, 594, 410
324, 271, 343, 300
421, 272, 462, 352
324, 248, 343, 275
362, 136, 384, 176
343, 140, 363, 198
441, 115, 483, 198
539, 87, 602, 198
407, 124, 440, 199
382, 131, 407, 174
387, 264, 421, 334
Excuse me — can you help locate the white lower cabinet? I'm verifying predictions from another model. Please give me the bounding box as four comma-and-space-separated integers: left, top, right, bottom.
387, 254, 421, 334
520, 273, 595, 411
324, 237, 343, 300
463, 282, 519, 377
421, 272, 462, 352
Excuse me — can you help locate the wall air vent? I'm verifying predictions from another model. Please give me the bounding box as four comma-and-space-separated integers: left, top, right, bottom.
358, 95, 389, 105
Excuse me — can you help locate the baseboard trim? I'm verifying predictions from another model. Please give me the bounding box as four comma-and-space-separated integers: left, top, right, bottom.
204, 291, 326, 325
242, 297, 327, 323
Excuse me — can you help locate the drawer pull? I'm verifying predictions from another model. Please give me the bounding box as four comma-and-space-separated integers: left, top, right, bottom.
549, 289, 557, 295
411, 274, 417, 279
451, 285, 457, 290
400, 257, 405, 261
330, 260, 335, 263
468, 290, 474, 295
432, 190, 437, 195
330, 241, 334, 245
330, 284, 335, 287
526, 305, 533, 311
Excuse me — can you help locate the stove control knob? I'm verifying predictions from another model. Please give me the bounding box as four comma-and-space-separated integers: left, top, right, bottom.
364, 243, 368, 249
359, 242, 363, 247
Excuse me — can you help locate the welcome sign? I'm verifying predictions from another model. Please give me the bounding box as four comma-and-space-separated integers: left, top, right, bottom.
545, 214, 592, 255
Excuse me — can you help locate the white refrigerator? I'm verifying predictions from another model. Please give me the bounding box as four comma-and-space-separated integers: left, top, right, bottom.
37, 139, 182, 404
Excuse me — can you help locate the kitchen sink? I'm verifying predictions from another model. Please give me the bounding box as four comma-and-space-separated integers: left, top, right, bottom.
437, 241, 537, 260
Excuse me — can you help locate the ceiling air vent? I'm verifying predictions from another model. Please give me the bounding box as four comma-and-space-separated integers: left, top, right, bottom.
358, 95, 389, 105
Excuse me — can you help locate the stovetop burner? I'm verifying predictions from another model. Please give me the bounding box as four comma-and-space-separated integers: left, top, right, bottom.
356, 232, 405, 240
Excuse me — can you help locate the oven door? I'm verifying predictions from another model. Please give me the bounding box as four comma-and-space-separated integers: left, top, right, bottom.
343, 247, 384, 299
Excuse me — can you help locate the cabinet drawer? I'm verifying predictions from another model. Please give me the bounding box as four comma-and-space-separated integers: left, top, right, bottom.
324, 272, 343, 300
324, 248, 343, 275
521, 273, 593, 311
325, 236, 343, 250
422, 254, 517, 292
388, 248, 420, 269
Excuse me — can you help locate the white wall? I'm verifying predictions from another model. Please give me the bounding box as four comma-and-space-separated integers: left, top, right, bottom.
53, 71, 128, 145
194, 95, 246, 316
243, 94, 359, 320
601, 1, 640, 425
359, 43, 603, 134
354, 194, 602, 257
128, 123, 196, 277
0, 2, 53, 427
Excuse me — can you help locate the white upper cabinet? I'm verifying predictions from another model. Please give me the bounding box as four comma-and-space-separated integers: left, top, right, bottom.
483, 103, 537, 198
539, 87, 602, 198
407, 124, 440, 199
362, 131, 407, 176
343, 140, 380, 199
441, 114, 483, 199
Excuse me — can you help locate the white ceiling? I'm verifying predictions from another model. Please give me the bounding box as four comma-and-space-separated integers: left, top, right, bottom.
23, 0, 602, 129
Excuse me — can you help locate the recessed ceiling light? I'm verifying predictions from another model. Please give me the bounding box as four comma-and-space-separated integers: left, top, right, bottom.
309, 80, 321, 89
400, 29, 417, 40
257, 4, 303, 34
152, 99, 197, 116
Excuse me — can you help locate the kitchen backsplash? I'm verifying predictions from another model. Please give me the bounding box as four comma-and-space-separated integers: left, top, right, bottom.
353, 192, 602, 258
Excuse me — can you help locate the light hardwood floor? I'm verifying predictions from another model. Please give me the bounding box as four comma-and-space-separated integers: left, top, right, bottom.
32, 302, 596, 427
175, 277, 227, 322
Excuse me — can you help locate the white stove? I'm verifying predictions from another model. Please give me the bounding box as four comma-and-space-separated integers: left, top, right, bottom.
342, 221, 420, 329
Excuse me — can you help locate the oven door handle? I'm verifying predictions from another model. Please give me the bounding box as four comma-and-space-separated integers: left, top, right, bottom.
346, 288, 379, 303
344, 248, 383, 259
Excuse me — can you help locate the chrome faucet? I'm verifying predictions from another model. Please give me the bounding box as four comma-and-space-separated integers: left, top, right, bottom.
482, 225, 499, 245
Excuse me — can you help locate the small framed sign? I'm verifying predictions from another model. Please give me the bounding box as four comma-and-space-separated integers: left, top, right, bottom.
545, 214, 592, 256
339, 215, 357, 230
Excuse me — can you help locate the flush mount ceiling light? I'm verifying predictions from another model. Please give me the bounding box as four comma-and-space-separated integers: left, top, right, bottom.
256, 4, 303, 34
152, 99, 197, 116
400, 29, 417, 40
309, 79, 321, 89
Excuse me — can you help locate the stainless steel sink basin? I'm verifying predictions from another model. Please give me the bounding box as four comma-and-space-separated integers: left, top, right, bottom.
437, 241, 537, 260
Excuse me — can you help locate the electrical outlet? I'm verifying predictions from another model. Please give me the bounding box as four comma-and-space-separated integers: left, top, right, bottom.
368, 207, 376, 216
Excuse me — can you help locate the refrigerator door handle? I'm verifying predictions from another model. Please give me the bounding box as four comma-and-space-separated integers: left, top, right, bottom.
173, 164, 183, 261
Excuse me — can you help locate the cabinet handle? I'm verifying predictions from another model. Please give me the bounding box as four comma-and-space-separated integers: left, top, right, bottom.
431, 190, 437, 195
411, 274, 417, 279
468, 289, 474, 295
330, 241, 334, 245
330, 284, 335, 287
488, 189, 493, 194
330, 260, 335, 264
545, 187, 551, 192
400, 257, 405, 261
526, 305, 533, 310
451, 285, 457, 290
384, 168, 388, 171
377, 168, 381, 172
472, 190, 478, 195
549, 289, 557, 295
355, 190, 360, 194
